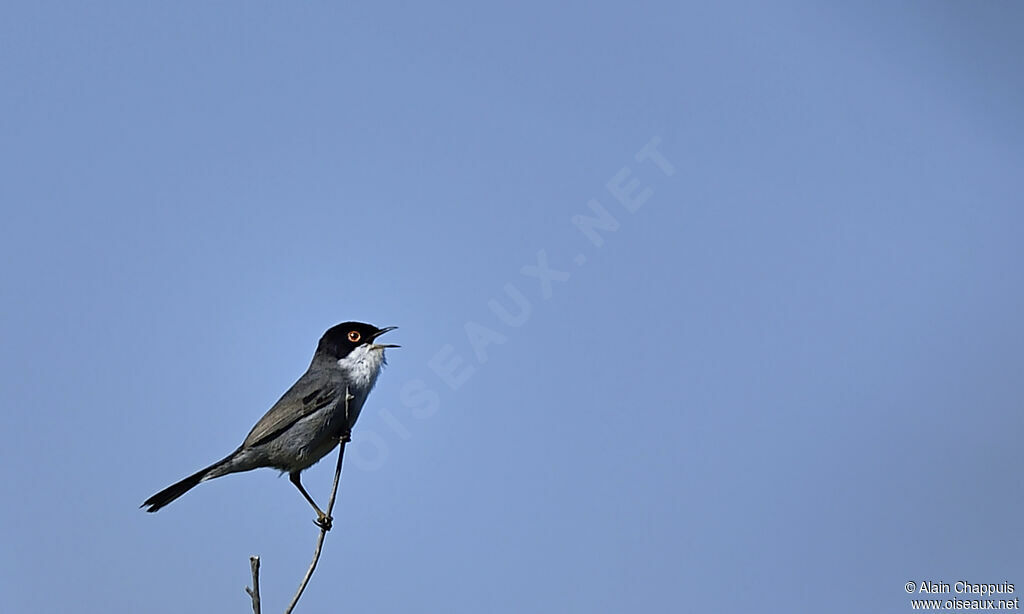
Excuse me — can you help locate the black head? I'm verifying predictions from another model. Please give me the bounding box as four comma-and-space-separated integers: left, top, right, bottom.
316, 321, 399, 359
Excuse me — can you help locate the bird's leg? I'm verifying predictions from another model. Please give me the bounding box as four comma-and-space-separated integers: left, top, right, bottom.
289, 471, 332, 531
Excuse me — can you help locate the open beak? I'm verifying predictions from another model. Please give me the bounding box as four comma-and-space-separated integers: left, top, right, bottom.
370, 326, 400, 349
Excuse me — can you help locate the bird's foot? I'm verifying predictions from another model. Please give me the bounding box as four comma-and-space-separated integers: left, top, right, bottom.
314, 512, 333, 531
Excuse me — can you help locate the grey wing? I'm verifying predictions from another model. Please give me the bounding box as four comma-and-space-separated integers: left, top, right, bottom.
242, 373, 342, 448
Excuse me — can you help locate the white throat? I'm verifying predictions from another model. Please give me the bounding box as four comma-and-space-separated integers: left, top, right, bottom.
336, 344, 386, 391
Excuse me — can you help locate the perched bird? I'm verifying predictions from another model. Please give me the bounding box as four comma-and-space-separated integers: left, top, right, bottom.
142, 322, 398, 529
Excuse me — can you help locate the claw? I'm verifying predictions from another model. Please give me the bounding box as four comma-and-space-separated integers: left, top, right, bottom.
314, 512, 333, 531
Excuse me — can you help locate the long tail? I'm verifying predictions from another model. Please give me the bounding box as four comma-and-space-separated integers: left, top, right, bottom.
141, 454, 235, 513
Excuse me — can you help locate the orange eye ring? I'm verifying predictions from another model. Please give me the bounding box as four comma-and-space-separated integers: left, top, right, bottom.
347, 331, 361, 343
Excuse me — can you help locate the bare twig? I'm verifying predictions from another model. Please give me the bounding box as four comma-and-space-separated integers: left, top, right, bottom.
244, 556, 261, 614
243, 391, 352, 613
284, 389, 353, 614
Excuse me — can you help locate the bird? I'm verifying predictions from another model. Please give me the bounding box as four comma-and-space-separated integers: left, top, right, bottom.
141, 322, 398, 529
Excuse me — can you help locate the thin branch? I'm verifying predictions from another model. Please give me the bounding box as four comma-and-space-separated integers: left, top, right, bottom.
244, 556, 261, 614
284, 389, 353, 614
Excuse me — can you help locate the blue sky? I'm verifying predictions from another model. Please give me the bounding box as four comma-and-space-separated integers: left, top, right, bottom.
2, 2, 1023, 612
